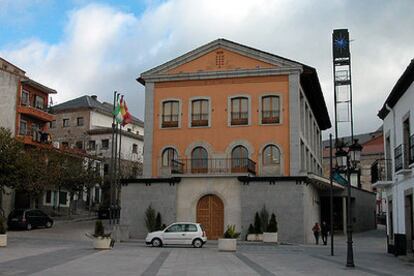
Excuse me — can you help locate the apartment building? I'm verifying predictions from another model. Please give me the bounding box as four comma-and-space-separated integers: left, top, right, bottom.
49, 95, 144, 179
0, 57, 58, 216
375, 59, 414, 256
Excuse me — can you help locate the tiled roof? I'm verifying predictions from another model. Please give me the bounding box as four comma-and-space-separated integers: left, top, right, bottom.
52, 95, 144, 126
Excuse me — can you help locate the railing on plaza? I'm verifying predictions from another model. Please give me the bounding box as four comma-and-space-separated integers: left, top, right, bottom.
371, 158, 392, 184
170, 157, 256, 175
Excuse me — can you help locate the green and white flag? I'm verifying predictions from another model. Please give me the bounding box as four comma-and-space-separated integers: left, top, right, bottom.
113, 94, 123, 123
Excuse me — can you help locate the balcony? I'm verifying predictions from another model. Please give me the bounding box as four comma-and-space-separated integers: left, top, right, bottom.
394, 144, 410, 173
371, 159, 392, 187
17, 129, 52, 147
261, 110, 280, 124
231, 112, 248, 125
17, 104, 54, 122
191, 113, 208, 127
161, 114, 179, 128
410, 134, 414, 165
168, 157, 256, 175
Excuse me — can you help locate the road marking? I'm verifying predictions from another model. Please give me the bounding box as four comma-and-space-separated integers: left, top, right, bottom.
142, 251, 171, 276
235, 252, 275, 276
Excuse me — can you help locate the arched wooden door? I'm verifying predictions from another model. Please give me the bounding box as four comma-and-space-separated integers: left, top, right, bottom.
196, 194, 224, 240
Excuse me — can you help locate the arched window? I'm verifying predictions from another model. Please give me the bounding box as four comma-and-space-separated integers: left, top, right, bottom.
263, 145, 280, 165
162, 147, 178, 167
191, 146, 208, 173
231, 145, 248, 172
162, 100, 179, 128
231, 97, 248, 125
262, 95, 280, 124
262, 145, 281, 175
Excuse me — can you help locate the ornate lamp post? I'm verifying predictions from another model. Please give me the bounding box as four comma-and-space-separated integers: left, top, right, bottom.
335, 139, 362, 268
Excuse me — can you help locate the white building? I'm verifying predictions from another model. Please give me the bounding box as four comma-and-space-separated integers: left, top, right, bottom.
376, 59, 414, 256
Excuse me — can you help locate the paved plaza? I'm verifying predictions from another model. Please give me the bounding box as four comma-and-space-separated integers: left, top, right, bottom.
0, 221, 413, 276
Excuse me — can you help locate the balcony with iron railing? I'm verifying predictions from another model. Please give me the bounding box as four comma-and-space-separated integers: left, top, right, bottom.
261, 110, 280, 124
394, 143, 410, 173
161, 114, 179, 128
231, 112, 248, 125
410, 134, 414, 165
371, 159, 392, 187
168, 157, 256, 175
17, 129, 52, 147
191, 113, 209, 127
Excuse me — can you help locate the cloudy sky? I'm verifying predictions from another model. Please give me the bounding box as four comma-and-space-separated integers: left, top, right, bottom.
1, 0, 413, 137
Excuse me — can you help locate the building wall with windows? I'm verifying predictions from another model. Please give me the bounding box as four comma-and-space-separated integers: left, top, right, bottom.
377, 59, 414, 256
151, 75, 291, 177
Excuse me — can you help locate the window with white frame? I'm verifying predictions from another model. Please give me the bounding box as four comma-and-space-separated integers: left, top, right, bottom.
191, 99, 209, 127
261, 95, 280, 124
231, 97, 248, 125
162, 100, 179, 128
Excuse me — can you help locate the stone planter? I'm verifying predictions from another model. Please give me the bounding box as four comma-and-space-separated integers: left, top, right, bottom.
246, 234, 263, 241
93, 237, 112, 250
0, 234, 7, 247
218, 238, 237, 252
263, 232, 278, 243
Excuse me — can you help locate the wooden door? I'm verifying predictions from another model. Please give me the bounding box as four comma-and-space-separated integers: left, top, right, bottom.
196, 194, 224, 240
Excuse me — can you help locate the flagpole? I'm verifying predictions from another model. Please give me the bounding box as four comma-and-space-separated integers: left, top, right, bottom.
109, 91, 117, 225
117, 122, 122, 225
113, 119, 119, 225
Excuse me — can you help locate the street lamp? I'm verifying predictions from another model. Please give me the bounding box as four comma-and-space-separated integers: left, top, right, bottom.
335, 139, 362, 268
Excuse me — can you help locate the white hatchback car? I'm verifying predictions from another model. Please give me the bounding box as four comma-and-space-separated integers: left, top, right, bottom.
145, 222, 207, 248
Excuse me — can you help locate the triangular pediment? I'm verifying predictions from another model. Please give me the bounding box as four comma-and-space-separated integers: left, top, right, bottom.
141, 39, 302, 77
166, 47, 276, 74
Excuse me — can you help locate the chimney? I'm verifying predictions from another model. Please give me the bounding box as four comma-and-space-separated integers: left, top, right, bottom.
91, 95, 97, 101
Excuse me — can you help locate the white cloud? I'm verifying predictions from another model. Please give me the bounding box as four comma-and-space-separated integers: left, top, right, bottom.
1, 0, 413, 137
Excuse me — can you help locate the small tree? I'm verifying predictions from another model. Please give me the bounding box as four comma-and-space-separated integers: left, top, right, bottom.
254, 212, 262, 234
260, 205, 269, 232
94, 220, 105, 237
145, 204, 157, 232
0, 216, 6, 234
155, 212, 162, 231
247, 224, 254, 235
268, 213, 278, 233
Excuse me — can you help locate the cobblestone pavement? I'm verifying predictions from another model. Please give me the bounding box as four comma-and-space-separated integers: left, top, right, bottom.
1, 222, 413, 276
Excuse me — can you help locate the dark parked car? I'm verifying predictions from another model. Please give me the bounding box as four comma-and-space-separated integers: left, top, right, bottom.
7, 209, 54, 230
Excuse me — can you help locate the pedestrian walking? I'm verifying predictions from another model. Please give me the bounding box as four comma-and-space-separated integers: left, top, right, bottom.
312, 222, 321, 245
321, 221, 328, 245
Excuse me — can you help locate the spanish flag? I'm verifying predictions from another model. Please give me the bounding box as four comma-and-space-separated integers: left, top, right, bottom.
120, 96, 132, 126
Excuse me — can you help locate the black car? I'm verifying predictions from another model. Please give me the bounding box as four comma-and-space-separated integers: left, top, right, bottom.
7, 209, 54, 230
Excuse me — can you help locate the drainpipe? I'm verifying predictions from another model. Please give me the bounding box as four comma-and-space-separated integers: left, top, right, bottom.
385, 104, 399, 236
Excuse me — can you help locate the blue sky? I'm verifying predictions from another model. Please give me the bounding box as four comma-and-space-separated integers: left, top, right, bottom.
0, 0, 148, 46
1, 0, 413, 136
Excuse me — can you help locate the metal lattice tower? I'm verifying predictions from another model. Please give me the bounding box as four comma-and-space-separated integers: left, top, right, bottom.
332, 29, 354, 145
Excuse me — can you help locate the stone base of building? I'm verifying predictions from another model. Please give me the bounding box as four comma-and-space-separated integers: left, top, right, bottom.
121, 176, 327, 244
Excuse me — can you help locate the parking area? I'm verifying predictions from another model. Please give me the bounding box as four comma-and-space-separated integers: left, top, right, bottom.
1, 221, 413, 276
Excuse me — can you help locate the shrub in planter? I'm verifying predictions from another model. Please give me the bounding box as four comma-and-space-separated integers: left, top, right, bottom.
0, 216, 7, 247
263, 213, 278, 243
260, 205, 269, 232
254, 212, 262, 234
145, 204, 157, 232
155, 212, 162, 231
90, 220, 113, 250
219, 225, 240, 252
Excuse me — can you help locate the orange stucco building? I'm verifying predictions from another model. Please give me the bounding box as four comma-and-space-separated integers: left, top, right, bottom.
122, 39, 336, 243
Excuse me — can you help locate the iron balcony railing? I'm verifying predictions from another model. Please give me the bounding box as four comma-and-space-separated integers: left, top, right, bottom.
394, 144, 410, 172
161, 114, 179, 128
371, 159, 392, 184
191, 113, 209, 127
231, 112, 248, 125
170, 157, 256, 175
261, 110, 280, 124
